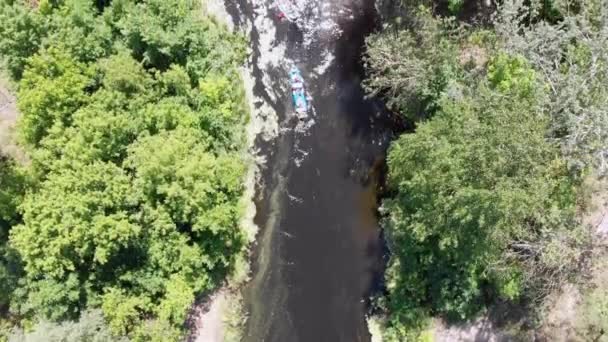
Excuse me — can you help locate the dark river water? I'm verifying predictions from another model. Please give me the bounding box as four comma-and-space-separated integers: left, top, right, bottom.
224, 0, 398, 340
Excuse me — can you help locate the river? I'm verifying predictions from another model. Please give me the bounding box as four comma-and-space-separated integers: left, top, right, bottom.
223, 0, 397, 340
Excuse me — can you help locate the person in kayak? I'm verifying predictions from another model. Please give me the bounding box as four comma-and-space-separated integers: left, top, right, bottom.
289, 67, 308, 115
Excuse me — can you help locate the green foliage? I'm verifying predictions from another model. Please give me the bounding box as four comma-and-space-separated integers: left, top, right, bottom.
447, 0, 463, 14
126, 128, 245, 251
0, 157, 25, 312
364, 7, 462, 121
0, 0, 48, 79
495, 0, 608, 173
131, 318, 182, 342
0, 0, 249, 340
45, 0, 114, 63
0, 157, 24, 233
391, 80, 546, 294
367, 5, 591, 340
17, 46, 93, 146
116, 0, 203, 70
525, 0, 601, 23
487, 53, 536, 96
115, 0, 246, 78
12, 162, 139, 280
0, 0, 113, 80
0, 245, 20, 312
101, 289, 150, 336
9, 309, 126, 342
198, 74, 249, 150
156, 275, 195, 325
98, 52, 154, 97
382, 77, 582, 339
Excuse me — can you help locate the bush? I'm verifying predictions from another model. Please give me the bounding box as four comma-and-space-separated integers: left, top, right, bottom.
495, 0, 608, 173
363, 7, 462, 121
9, 309, 126, 342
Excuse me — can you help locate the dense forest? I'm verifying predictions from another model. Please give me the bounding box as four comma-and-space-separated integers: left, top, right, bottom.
0, 0, 248, 340
365, 0, 608, 340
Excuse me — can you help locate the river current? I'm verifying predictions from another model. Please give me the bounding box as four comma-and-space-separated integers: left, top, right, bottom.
222, 0, 397, 340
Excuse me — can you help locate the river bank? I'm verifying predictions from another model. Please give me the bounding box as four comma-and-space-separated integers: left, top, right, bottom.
189, 0, 277, 340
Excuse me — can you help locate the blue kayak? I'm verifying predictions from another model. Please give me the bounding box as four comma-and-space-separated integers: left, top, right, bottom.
289, 66, 308, 115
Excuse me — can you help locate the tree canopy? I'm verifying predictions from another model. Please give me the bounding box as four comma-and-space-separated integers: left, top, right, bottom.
0, 0, 249, 340
365, 1, 601, 339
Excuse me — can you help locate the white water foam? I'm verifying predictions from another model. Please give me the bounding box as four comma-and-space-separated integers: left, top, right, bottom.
312, 51, 335, 77
243, 0, 353, 169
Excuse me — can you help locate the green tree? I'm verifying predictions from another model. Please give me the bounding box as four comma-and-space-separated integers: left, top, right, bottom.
1, 0, 248, 339
495, 0, 608, 173
197, 74, 248, 151
115, 0, 245, 78
10, 161, 141, 319
17, 46, 92, 146
379, 54, 583, 339
0, 0, 48, 79
44, 0, 114, 64
126, 127, 246, 278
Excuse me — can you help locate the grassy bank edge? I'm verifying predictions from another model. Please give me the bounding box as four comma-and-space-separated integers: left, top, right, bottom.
192, 1, 262, 340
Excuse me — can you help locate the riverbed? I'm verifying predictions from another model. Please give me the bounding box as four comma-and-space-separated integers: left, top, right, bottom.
224, 0, 397, 340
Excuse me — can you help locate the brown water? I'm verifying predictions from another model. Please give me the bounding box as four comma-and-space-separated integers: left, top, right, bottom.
224, 0, 399, 340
